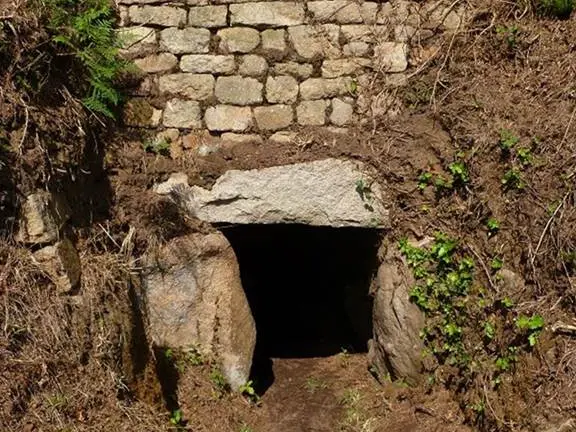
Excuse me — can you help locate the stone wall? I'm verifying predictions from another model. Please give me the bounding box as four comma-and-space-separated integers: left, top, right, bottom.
118, 0, 462, 143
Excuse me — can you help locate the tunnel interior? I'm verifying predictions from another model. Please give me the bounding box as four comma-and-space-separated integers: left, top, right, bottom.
220, 224, 381, 387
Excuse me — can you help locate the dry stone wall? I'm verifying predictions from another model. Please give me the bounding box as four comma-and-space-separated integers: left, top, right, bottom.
118, 0, 462, 141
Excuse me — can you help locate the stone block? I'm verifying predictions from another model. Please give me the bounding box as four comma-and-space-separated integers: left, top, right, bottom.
341, 24, 388, 43
188, 5, 228, 28
159, 74, 215, 100
300, 77, 354, 100
215, 76, 263, 105
205, 105, 253, 131
128, 6, 187, 27
230, 2, 305, 26
180, 55, 236, 74
261, 29, 287, 59
266, 76, 298, 104
221, 133, 264, 145
238, 55, 268, 77
272, 62, 314, 79
321, 58, 372, 78
218, 27, 260, 53
288, 25, 341, 60
269, 131, 298, 144
33, 238, 81, 294
123, 98, 162, 127
117, 27, 157, 59
307, 1, 378, 24
343, 41, 370, 56
330, 98, 354, 125
160, 28, 211, 55
134, 53, 178, 73
374, 42, 408, 72
16, 191, 70, 245
297, 100, 327, 125
254, 105, 293, 131
163, 99, 202, 129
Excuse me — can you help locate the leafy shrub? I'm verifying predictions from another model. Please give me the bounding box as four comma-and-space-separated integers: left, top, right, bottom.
536, 0, 574, 18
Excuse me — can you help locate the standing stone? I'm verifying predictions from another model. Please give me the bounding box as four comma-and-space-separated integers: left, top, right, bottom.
159, 74, 215, 101
330, 98, 354, 126
188, 5, 228, 27
163, 99, 202, 129
238, 55, 268, 77
144, 232, 256, 390
215, 76, 263, 105
205, 105, 253, 131
230, 2, 305, 26
266, 76, 298, 104
261, 29, 287, 59
254, 105, 293, 130
134, 53, 178, 73
370, 244, 425, 384
16, 191, 70, 244
374, 42, 408, 72
180, 55, 236, 74
128, 6, 187, 27
288, 25, 341, 60
33, 238, 81, 294
297, 100, 327, 126
160, 28, 211, 55
218, 28, 260, 53
118, 27, 157, 59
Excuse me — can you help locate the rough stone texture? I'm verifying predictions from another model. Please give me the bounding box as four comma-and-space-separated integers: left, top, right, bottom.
288, 25, 341, 60
129, 6, 187, 27
218, 27, 260, 53
230, 2, 305, 26
269, 131, 298, 143
160, 28, 211, 54
16, 191, 70, 244
254, 105, 293, 130
308, 1, 378, 24
297, 100, 327, 125
343, 41, 371, 56
123, 98, 162, 127
266, 76, 298, 104
215, 76, 263, 105
168, 158, 388, 227
261, 29, 287, 59
180, 55, 236, 74
330, 98, 354, 125
322, 58, 371, 78
163, 99, 202, 129
221, 133, 264, 145
300, 77, 353, 100
134, 53, 178, 73
118, 27, 157, 59
159, 74, 215, 100
205, 105, 253, 131
272, 62, 314, 79
33, 238, 81, 294
188, 5, 228, 28
144, 232, 256, 390
370, 244, 425, 384
238, 55, 268, 76
374, 42, 408, 73
341, 24, 388, 43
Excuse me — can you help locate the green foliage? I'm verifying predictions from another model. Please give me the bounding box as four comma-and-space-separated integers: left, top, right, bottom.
496, 25, 519, 49
169, 409, 184, 426
483, 321, 495, 340
448, 161, 470, 184
355, 179, 374, 211
517, 147, 533, 165
305, 376, 328, 394
502, 168, 525, 190
490, 256, 503, 271
486, 218, 500, 236
516, 314, 545, 346
210, 368, 230, 395
418, 171, 433, 191
536, 0, 574, 18
238, 380, 259, 403
43, 0, 127, 117
499, 129, 519, 151
143, 137, 171, 155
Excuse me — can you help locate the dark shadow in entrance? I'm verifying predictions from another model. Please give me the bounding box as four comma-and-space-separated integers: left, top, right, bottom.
219, 224, 381, 393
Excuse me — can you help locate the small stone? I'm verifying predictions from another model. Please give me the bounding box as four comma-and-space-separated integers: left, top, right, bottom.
221, 133, 264, 145
16, 191, 70, 245
394, 25, 416, 42
154, 129, 182, 159
154, 172, 189, 195
374, 42, 408, 72
215, 76, 263, 105
266, 76, 298, 104
288, 25, 341, 60
117, 27, 157, 58
163, 99, 202, 129
230, 2, 305, 26
129, 6, 187, 27
261, 29, 287, 59
205, 105, 253, 131
159, 74, 215, 101
300, 77, 354, 100
160, 28, 211, 55
33, 238, 81, 294
341, 24, 388, 43
330, 98, 354, 125
254, 105, 294, 131
238, 55, 268, 77
123, 98, 162, 127
134, 53, 178, 73
188, 5, 228, 27
307, 1, 378, 24
343, 41, 370, 56
269, 131, 298, 144
180, 55, 236, 74
297, 100, 327, 126
272, 62, 314, 79
218, 27, 260, 53
322, 58, 372, 78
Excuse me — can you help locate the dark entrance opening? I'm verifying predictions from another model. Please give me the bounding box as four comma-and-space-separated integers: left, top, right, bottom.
220, 224, 381, 392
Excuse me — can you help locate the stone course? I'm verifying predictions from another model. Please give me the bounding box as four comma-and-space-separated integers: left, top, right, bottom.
119, 0, 461, 138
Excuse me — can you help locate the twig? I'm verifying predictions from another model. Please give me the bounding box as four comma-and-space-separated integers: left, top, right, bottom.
551, 321, 576, 335
18, 99, 29, 154
468, 244, 497, 292
430, 19, 461, 111
531, 191, 570, 266
558, 104, 576, 151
